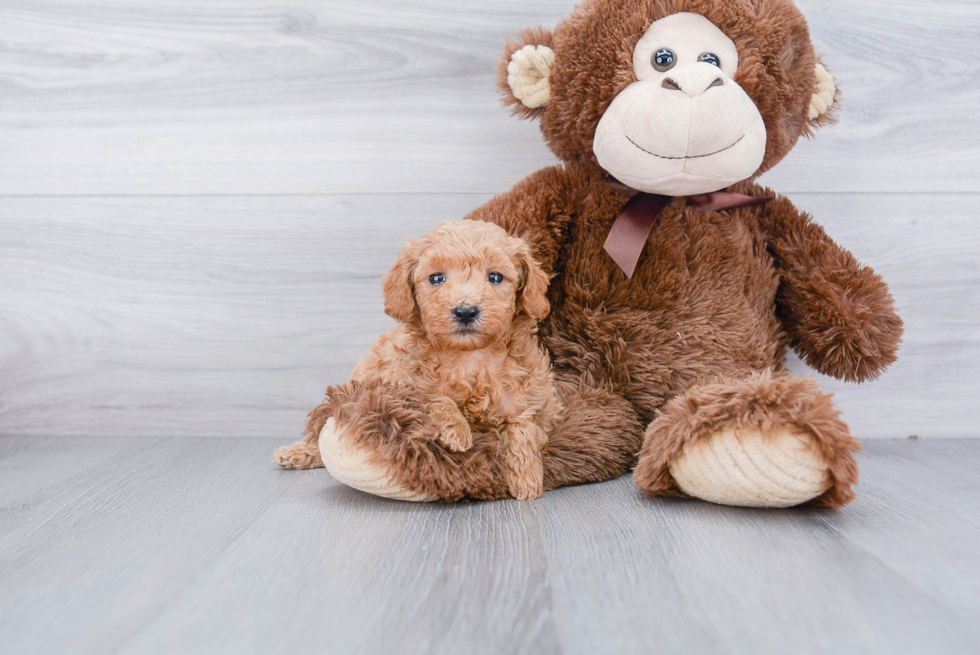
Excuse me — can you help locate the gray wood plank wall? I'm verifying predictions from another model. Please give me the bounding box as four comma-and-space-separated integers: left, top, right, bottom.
1, 0, 978, 439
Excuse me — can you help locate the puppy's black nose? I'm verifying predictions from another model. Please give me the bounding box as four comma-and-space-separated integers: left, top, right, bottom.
453, 305, 480, 325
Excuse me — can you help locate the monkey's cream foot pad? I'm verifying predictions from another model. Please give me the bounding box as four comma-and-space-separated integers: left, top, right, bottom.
669, 428, 831, 508
319, 418, 437, 502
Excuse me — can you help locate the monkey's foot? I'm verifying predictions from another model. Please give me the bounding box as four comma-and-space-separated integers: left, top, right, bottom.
319, 418, 437, 502
319, 378, 548, 502
633, 371, 860, 508
668, 427, 831, 508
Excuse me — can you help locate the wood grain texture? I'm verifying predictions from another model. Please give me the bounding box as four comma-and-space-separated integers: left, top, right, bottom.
0, 0, 977, 194
1, 437, 978, 654
0, 437, 300, 655
1, 3, 976, 652
1, 193, 976, 440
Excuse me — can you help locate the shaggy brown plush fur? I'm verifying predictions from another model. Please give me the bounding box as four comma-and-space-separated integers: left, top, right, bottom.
281, 0, 901, 509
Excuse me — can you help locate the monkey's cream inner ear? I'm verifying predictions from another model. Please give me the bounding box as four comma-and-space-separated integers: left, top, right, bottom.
507, 45, 554, 109
808, 63, 836, 119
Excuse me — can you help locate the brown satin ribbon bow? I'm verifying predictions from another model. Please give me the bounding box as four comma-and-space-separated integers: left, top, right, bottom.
603, 190, 772, 278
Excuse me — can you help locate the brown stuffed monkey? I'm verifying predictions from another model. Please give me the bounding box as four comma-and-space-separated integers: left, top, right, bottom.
275, 0, 902, 509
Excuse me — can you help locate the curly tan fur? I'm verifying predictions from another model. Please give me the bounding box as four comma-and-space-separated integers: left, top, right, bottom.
277, 221, 560, 500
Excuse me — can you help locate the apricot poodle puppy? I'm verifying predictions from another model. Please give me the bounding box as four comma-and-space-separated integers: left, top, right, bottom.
274, 220, 560, 500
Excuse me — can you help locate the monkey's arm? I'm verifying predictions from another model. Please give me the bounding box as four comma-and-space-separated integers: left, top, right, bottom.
757, 194, 903, 383
464, 165, 578, 275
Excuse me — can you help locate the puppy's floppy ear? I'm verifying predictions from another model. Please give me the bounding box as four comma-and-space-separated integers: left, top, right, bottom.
381, 238, 420, 324
515, 241, 550, 321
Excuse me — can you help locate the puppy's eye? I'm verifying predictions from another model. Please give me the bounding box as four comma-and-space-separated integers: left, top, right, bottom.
487, 272, 503, 285
698, 52, 721, 67
429, 273, 445, 286
652, 48, 676, 72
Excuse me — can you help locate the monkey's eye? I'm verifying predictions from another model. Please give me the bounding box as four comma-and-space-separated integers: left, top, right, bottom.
652, 48, 676, 72
487, 272, 504, 285
429, 273, 445, 286
698, 53, 721, 67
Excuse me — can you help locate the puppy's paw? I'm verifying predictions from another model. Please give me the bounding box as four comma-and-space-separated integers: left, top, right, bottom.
436, 422, 473, 452
273, 441, 324, 470
506, 472, 544, 501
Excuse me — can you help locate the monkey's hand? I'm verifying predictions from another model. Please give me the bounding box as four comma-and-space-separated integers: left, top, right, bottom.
759, 194, 903, 382
778, 261, 903, 382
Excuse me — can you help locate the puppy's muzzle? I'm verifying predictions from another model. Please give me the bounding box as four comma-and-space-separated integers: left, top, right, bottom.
452, 305, 480, 326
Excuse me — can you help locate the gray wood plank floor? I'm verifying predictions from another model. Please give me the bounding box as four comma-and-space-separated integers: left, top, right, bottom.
1, 437, 978, 655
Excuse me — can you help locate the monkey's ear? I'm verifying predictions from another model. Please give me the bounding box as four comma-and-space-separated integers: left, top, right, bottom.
515, 242, 550, 321
498, 27, 555, 120
807, 62, 838, 128
381, 239, 420, 324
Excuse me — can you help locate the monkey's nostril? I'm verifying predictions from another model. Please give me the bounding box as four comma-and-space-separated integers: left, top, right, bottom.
708, 77, 724, 89
452, 305, 480, 325
661, 77, 682, 91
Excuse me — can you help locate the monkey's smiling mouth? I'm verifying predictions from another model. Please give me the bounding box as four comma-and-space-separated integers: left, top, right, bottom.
626, 134, 745, 160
